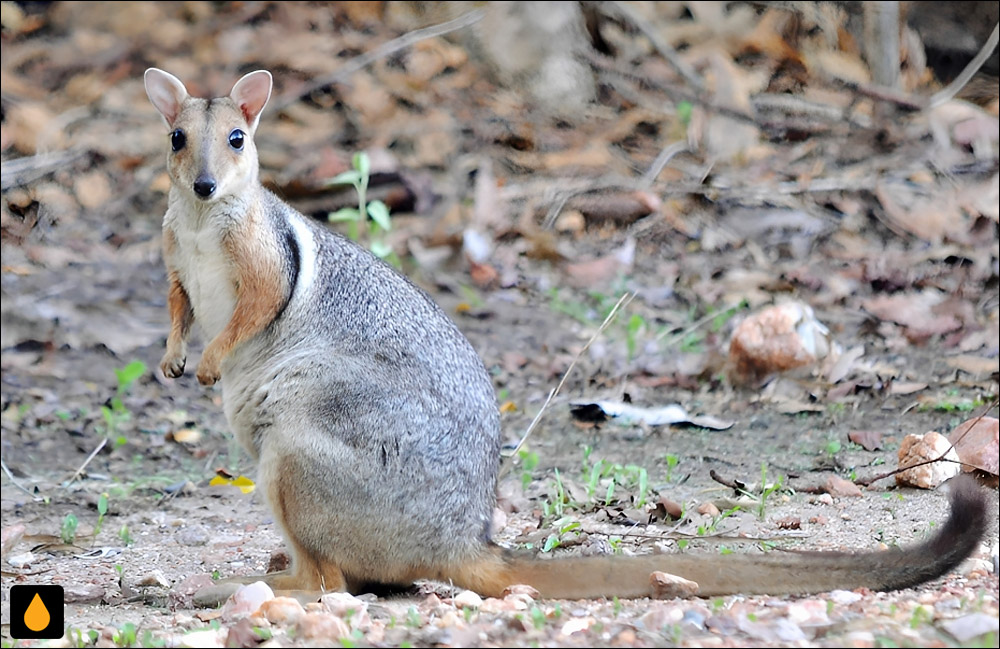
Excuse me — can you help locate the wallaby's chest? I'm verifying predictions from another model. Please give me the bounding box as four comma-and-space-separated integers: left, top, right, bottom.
168, 215, 237, 342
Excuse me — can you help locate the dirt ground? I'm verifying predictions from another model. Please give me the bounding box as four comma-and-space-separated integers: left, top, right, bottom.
2, 2, 999, 647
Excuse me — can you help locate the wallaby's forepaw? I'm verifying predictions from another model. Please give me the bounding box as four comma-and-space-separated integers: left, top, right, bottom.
160, 354, 186, 378
196, 362, 220, 386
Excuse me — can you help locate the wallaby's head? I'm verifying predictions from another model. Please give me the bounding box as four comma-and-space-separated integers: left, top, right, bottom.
145, 68, 272, 202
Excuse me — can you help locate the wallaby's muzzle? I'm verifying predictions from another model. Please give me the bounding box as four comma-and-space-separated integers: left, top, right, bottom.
193, 175, 216, 199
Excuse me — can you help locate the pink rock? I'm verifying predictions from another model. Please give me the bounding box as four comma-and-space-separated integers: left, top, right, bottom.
896, 432, 961, 489
258, 596, 305, 625
296, 612, 350, 641
649, 571, 700, 598
221, 581, 274, 622
728, 301, 834, 385
319, 592, 370, 630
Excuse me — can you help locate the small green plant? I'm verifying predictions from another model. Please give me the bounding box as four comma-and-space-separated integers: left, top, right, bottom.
908, 604, 932, 629
113, 622, 137, 648
519, 448, 539, 490
94, 493, 109, 538
625, 313, 644, 361
118, 524, 133, 546
530, 606, 547, 630
61, 512, 79, 544
328, 152, 398, 266
664, 453, 679, 483
755, 463, 785, 520
102, 360, 146, 447
697, 506, 741, 536
608, 536, 623, 554
405, 606, 421, 628
612, 596, 623, 617
824, 440, 842, 456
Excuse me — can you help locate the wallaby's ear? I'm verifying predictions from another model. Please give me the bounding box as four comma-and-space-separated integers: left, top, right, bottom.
229, 70, 272, 132
144, 68, 189, 127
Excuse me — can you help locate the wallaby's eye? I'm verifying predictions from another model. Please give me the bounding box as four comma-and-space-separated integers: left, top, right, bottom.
229, 129, 245, 151
170, 129, 186, 152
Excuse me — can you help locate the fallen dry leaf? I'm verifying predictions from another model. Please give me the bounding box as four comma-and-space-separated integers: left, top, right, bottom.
950, 417, 999, 476
848, 430, 882, 451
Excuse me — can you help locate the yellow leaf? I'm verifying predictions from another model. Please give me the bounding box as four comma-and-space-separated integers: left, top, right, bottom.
499, 401, 517, 414
209, 475, 255, 494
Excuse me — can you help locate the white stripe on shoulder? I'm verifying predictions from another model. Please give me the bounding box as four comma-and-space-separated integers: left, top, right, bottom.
288, 212, 317, 297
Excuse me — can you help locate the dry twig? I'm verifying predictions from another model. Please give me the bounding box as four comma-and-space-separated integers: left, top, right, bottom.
499, 293, 634, 477
272, 8, 486, 111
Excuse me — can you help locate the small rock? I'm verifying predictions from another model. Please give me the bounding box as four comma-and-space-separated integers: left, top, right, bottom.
775, 516, 801, 529
940, 613, 1000, 642
787, 599, 831, 626
1, 523, 26, 557
453, 590, 484, 609
267, 548, 291, 573
7, 550, 35, 568
728, 301, 835, 385
502, 591, 533, 610
221, 582, 275, 622
190, 581, 240, 609
63, 583, 105, 604
828, 589, 862, 605
176, 525, 210, 546
649, 571, 700, 598
501, 583, 539, 599
958, 557, 994, 577
808, 515, 829, 525
816, 493, 834, 506
296, 612, 351, 641
896, 432, 962, 488
824, 475, 863, 498
320, 592, 370, 630
696, 502, 720, 517
559, 616, 593, 635
137, 569, 170, 588
259, 596, 305, 625
178, 628, 225, 648
225, 618, 265, 647
639, 604, 683, 630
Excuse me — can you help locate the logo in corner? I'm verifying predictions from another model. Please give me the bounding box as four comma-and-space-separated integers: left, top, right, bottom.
10, 584, 64, 639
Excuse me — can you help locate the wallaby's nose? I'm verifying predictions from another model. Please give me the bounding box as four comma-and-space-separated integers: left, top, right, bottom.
193, 176, 216, 199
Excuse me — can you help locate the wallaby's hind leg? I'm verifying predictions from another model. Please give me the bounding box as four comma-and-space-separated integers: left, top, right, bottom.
262, 452, 349, 593
194, 454, 348, 608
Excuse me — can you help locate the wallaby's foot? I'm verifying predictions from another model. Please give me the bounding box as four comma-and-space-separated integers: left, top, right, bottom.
196, 360, 220, 386
160, 352, 186, 378
192, 569, 343, 608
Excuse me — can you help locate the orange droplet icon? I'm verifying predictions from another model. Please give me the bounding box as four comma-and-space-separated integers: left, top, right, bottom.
25, 592, 50, 632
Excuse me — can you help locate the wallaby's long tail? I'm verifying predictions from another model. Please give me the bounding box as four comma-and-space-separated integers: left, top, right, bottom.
450, 475, 988, 598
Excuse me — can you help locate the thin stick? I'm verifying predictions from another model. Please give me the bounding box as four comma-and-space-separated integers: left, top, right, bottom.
656, 302, 745, 345
641, 141, 688, 187
1, 458, 42, 501
499, 292, 634, 476
65, 437, 107, 486
604, 0, 704, 92
272, 8, 486, 111
929, 22, 1000, 109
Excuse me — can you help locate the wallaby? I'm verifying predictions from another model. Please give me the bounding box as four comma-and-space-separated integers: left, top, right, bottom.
144, 67, 987, 601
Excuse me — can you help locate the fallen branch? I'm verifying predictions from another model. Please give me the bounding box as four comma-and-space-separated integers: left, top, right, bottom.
499, 293, 633, 477
928, 22, 1000, 109
272, 8, 486, 111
